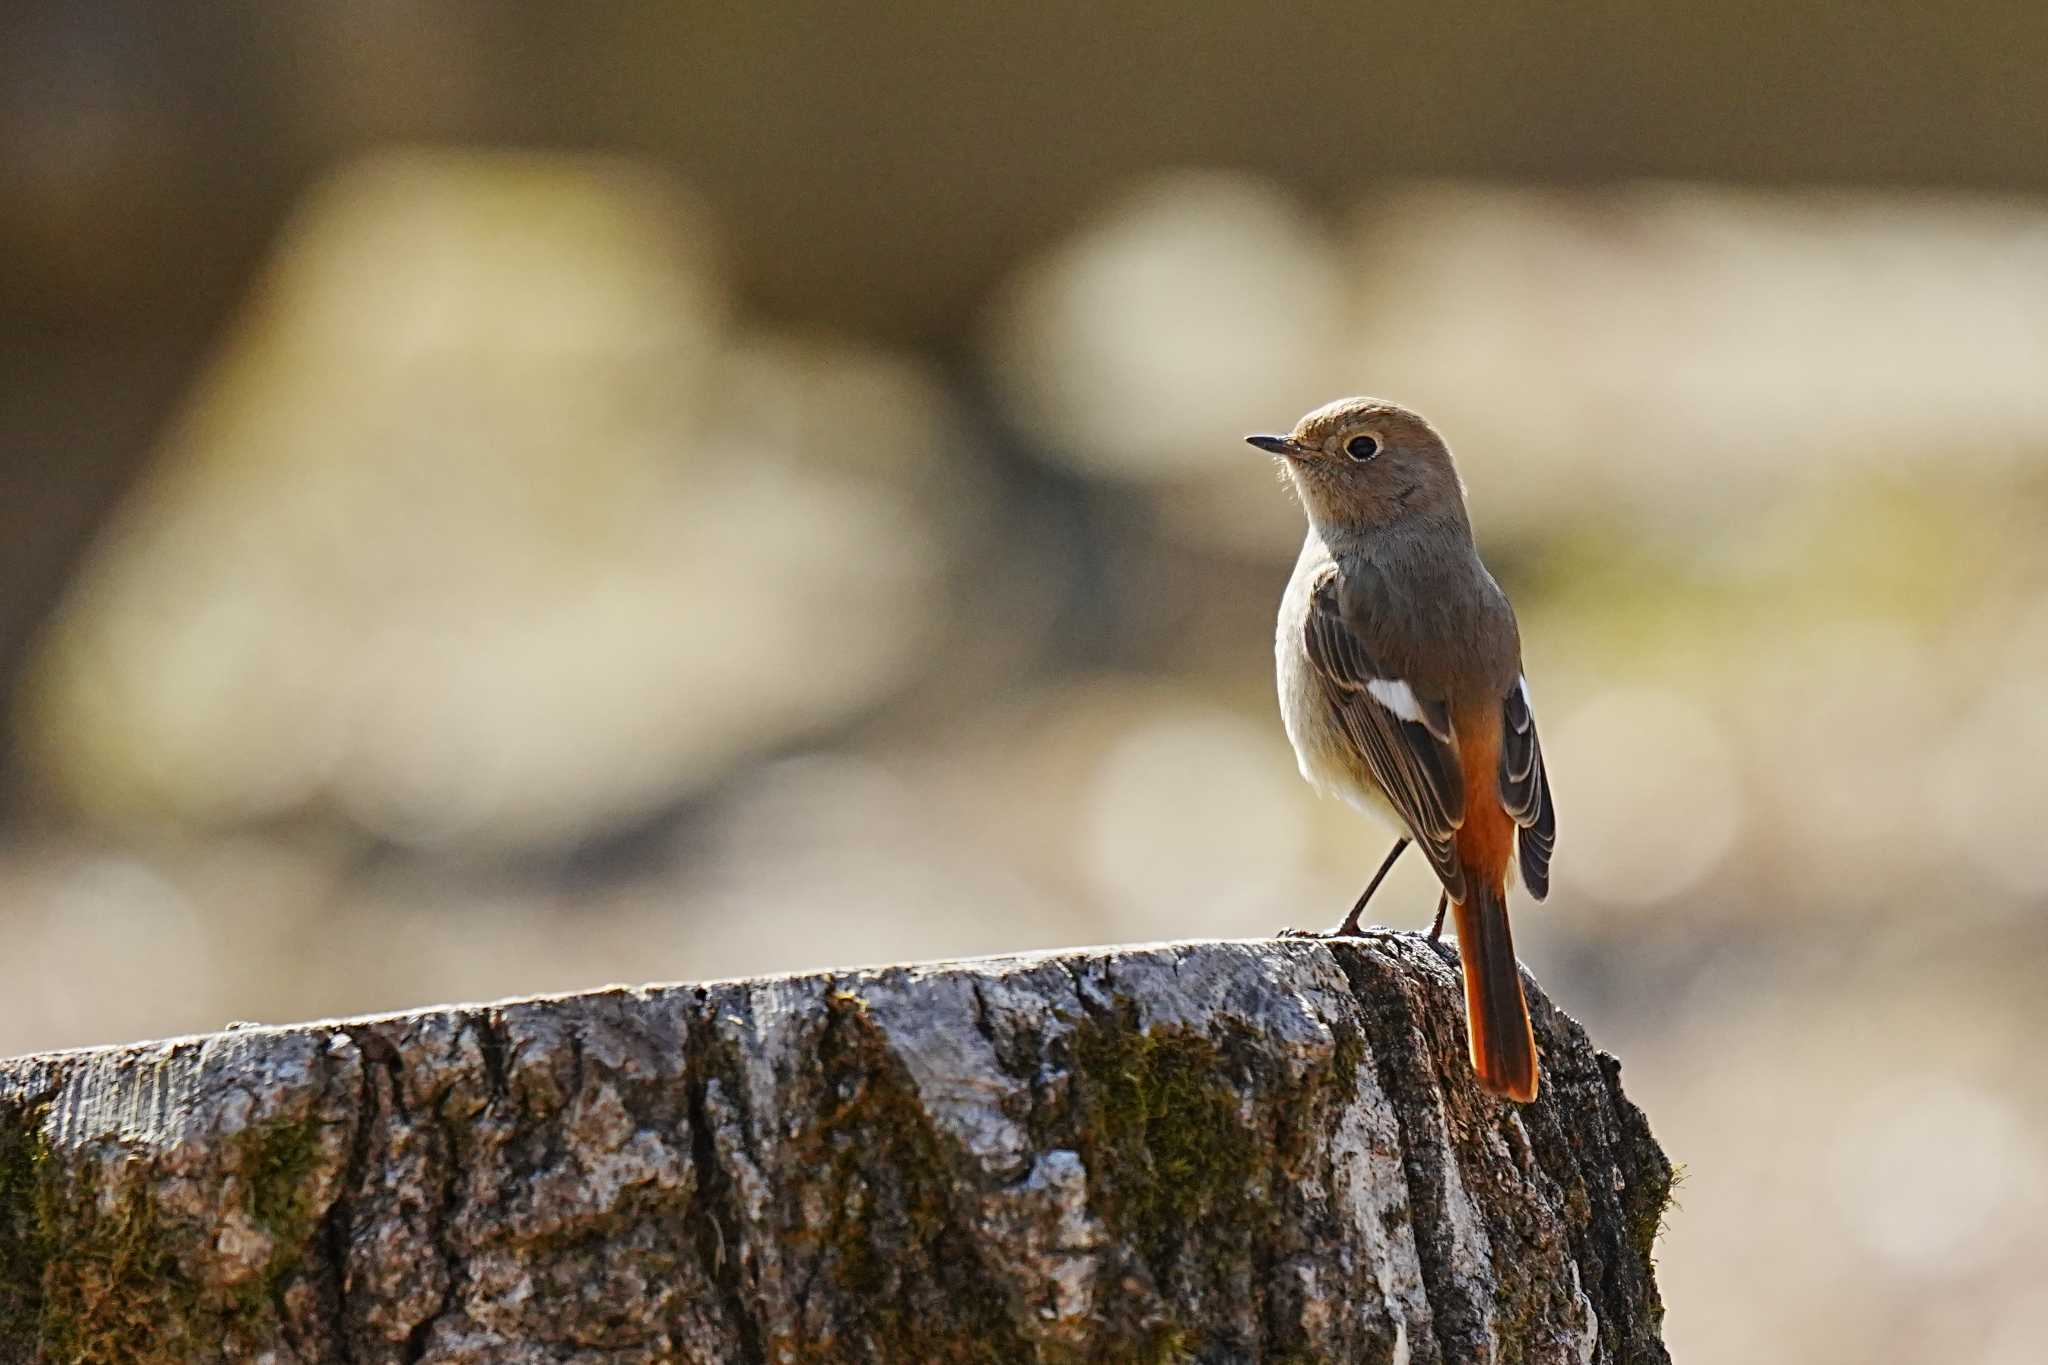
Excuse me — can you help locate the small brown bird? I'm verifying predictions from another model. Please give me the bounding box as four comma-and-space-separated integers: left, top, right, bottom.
1250, 398, 1555, 1102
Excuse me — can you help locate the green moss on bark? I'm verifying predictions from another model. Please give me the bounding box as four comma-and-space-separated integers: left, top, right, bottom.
785, 989, 1026, 1364
0, 1107, 333, 1363
1068, 1012, 1259, 1279
1063, 1004, 1271, 1361
1629, 1157, 1680, 1268
239, 1118, 323, 1247
0, 1101, 55, 1349
25, 1154, 200, 1364
228, 1115, 330, 1323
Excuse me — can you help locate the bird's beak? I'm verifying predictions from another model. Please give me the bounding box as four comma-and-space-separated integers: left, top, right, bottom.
1245, 434, 1303, 456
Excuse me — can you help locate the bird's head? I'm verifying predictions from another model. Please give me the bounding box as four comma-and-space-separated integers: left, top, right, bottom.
1247, 397, 1467, 533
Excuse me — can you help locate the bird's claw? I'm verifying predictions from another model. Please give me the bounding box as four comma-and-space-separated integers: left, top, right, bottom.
1275, 923, 1397, 942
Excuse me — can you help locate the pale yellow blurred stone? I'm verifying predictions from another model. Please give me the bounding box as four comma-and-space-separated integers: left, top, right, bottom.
1547, 686, 1743, 906
981, 170, 1350, 524
1345, 182, 2048, 539
27, 854, 217, 1044
1934, 675, 2048, 897
1625, 960, 2048, 1365
1826, 1076, 2043, 1278
1979, 1288, 2048, 1365
19, 149, 963, 849
1728, 618, 1948, 899
1077, 690, 1314, 940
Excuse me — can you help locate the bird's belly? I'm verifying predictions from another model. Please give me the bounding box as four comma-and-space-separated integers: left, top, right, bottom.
1276, 638, 1405, 836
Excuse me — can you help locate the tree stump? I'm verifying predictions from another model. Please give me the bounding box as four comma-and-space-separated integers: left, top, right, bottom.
0, 936, 1671, 1363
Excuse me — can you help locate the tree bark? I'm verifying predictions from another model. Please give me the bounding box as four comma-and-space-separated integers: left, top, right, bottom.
0, 936, 1672, 1364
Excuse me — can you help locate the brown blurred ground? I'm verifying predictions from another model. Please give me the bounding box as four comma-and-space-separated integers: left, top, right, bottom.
6, 7, 2048, 1364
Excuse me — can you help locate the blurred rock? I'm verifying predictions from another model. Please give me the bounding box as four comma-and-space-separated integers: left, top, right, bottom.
1826, 1076, 2041, 1278
981, 171, 1348, 554
11, 850, 215, 1046
1074, 685, 1316, 940
1343, 182, 2048, 539
1618, 948, 2048, 1364
1935, 675, 2048, 897
18, 150, 972, 850
1547, 686, 1743, 907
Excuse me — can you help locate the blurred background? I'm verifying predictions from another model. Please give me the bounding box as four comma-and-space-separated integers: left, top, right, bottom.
5, 3, 2048, 1359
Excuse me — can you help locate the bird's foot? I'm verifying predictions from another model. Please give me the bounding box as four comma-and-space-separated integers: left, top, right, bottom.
1275, 921, 1401, 941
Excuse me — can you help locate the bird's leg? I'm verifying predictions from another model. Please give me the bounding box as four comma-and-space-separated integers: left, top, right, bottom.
1333, 837, 1412, 936
1427, 891, 1449, 943
1277, 838, 1411, 939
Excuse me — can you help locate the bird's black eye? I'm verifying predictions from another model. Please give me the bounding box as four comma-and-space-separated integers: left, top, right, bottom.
1345, 434, 1380, 461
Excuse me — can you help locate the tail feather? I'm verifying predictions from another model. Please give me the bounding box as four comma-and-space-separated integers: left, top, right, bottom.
1451, 883, 1538, 1102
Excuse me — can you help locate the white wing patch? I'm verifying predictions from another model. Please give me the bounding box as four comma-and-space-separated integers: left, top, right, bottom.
1365, 677, 1424, 722
1518, 675, 1533, 708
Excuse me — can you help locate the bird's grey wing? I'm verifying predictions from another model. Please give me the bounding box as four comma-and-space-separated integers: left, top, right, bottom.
1500, 677, 1556, 899
1303, 569, 1468, 902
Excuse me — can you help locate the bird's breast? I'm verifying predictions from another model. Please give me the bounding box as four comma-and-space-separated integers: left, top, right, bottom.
1274, 618, 1404, 835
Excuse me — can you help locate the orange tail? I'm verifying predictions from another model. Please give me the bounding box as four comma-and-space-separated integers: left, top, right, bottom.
1451, 882, 1538, 1102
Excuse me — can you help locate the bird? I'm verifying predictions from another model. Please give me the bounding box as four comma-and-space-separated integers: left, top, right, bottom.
1248, 398, 1556, 1102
